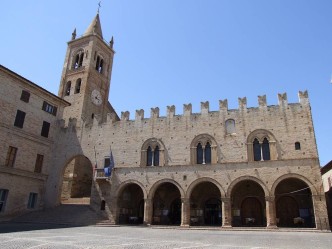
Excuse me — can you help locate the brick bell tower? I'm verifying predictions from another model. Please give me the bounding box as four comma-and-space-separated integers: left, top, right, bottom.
58, 12, 115, 125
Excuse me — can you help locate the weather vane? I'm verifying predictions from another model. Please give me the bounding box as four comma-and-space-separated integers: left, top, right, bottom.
97, 1, 101, 14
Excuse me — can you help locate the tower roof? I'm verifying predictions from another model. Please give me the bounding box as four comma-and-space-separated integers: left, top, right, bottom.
84, 13, 103, 39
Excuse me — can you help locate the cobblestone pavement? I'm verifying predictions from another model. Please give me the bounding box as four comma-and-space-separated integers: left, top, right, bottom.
0, 223, 331, 249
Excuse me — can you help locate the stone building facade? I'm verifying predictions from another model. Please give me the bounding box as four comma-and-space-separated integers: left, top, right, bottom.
0, 65, 69, 218
0, 13, 329, 230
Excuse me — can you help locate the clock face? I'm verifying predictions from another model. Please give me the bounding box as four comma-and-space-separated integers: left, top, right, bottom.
91, 89, 102, 106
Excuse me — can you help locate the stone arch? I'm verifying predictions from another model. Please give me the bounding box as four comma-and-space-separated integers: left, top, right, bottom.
186, 177, 226, 199
227, 175, 270, 197
116, 180, 147, 199
148, 179, 185, 200
247, 129, 278, 161
59, 154, 93, 203
190, 133, 219, 165
140, 138, 166, 166
271, 173, 318, 196
71, 48, 85, 69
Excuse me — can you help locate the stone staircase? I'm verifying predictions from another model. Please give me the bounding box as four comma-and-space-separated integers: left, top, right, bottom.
10, 203, 109, 226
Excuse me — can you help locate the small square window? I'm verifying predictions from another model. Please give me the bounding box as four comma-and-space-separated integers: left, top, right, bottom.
41, 121, 50, 138
20, 90, 30, 103
27, 193, 38, 209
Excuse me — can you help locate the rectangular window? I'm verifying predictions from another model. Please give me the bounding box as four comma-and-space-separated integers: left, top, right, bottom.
5, 146, 17, 167
20, 90, 30, 103
34, 154, 44, 173
41, 121, 50, 138
27, 193, 38, 209
14, 110, 26, 128
42, 101, 57, 116
0, 189, 9, 212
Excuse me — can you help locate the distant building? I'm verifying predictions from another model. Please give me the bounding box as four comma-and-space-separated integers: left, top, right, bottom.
0, 12, 329, 230
321, 161, 332, 228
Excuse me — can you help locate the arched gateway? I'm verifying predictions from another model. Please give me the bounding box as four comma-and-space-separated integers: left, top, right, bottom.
60, 155, 93, 203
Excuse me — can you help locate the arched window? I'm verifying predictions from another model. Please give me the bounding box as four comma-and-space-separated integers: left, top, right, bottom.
262, 137, 270, 160
191, 134, 218, 165
205, 142, 211, 164
253, 138, 261, 161
295, 142, 301, 150
72, 50, 84, 69
95, 55, 104, 73
65, 81, 71, 96
141, 139, 165, 167
225, 119, 236, 134
75, 79, 81, 94
147, 146, 153, 166
196, 143, 203, 164
154, 146, 160, 166
247, 130, 277, 162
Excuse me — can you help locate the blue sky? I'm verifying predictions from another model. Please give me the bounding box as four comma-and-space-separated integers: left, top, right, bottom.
1, 0, 331, 165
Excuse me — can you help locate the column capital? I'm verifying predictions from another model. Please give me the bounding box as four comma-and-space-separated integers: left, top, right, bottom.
221, 197, 231, 202
265, 196, 275, 202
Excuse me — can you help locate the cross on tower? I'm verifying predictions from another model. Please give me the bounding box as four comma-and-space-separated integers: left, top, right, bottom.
97, 1, 101, 13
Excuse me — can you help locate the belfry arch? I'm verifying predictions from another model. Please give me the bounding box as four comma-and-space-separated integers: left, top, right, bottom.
60, 155, 93, 203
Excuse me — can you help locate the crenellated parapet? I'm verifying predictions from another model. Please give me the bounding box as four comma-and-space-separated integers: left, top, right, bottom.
87, 91, 310, 128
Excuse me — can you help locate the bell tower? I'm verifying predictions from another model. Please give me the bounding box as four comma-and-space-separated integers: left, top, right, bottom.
58, 13, 115, 125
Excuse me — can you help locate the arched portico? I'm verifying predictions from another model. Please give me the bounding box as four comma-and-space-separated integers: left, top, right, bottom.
274, 177, 315, 228
60, 155, 93, 204
117, 183, 145, 225
189, 180, 223, 226
229, 177, 268, 227
148, 180, 183, 225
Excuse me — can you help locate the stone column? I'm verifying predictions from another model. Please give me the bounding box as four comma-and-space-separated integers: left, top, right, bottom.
181, 198, 190, 227
312, 195, 329, 230
222, 197, 232, 227
143, 198, 153, 225
265, 196, 277, 228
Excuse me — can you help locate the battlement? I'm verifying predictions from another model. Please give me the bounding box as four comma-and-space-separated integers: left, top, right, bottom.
113, 91, 309, 122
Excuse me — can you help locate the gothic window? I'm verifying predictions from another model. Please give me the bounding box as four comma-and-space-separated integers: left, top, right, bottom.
95, 55, 104, 73
65, 81, 71, 96
247, 130, 277, 162
253, 138, 261, 161
196, 143, 203, 164
141, 139, 165, 167
75, 79, 81, 94
205, 142, 211, 164
147, 146, 153, 166
295, 142, 301, 150
72, 50, 84, 69
191, 134, 218, 165
225, 119, 236, 134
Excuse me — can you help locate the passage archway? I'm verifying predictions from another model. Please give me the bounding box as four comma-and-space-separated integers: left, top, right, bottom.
152, 182, 181, 225
275, 178, 315, 228
61, 155, 93, 203
231, 180, 266, 227
118, 183, 144, 225
190, 182, 222, 226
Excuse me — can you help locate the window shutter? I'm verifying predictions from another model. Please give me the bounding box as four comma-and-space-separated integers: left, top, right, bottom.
52, 106, 57, 116
42, 101, 47, 111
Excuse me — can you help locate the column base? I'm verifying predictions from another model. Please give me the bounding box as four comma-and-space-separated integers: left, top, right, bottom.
221, 225, 232, 228
180, 224, 190, 227
266, 224, 278, 229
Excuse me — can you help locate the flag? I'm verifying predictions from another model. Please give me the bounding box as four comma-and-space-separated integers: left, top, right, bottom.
104, 147, 115, 177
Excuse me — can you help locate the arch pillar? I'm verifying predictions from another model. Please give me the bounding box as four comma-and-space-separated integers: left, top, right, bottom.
181, 198, 190, 227
222, 197, 232, 227
265, 196, 277, 228
312, 195, 329, 230
143, 198, 153, 225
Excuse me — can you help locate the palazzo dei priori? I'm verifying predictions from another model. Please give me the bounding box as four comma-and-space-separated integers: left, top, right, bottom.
0, 13, 329, 230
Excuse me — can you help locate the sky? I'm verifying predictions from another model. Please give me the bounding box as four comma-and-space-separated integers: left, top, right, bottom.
1, 0, 331, 166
